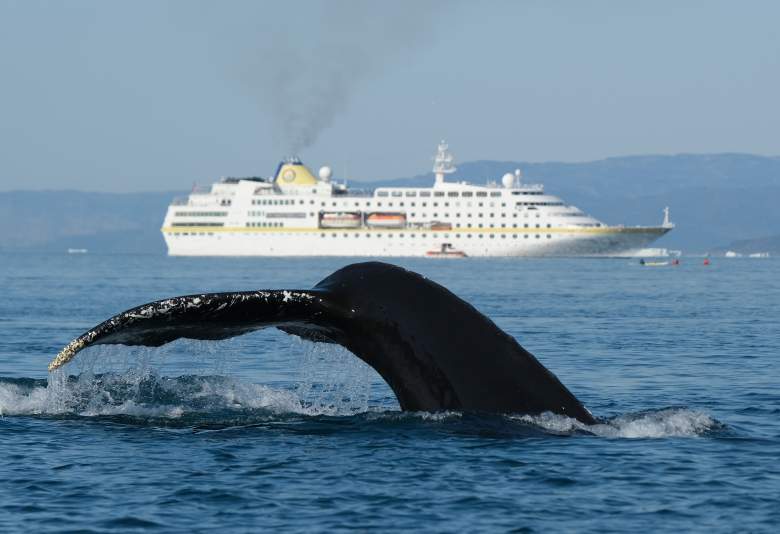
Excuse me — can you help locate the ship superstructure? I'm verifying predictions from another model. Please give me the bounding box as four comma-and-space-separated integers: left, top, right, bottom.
162, 142, 673, 257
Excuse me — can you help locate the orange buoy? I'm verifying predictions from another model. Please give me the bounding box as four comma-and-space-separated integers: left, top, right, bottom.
703, 258, 710, 265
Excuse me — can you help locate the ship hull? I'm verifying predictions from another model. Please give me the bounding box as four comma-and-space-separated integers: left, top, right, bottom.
162, 226, 670, 257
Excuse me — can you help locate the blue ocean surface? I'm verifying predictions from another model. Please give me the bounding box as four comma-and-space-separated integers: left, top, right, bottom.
1, 254, 778, 532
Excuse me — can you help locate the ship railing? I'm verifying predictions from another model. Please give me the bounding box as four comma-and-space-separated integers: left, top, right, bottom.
171, 191, 217, 206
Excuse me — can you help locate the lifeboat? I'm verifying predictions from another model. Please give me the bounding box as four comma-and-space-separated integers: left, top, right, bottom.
319, 212, 361, 229
365, 212, 406, 228
426, 243, 467, 258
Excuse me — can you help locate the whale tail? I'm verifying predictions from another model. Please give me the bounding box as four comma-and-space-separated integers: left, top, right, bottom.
49, 262, 596, 424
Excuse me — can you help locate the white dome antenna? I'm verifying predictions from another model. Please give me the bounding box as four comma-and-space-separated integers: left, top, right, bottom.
502, 173, 515, 189
318, 166, 333, 182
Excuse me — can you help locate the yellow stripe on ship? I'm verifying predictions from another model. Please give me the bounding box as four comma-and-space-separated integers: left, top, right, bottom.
162, 226, 667, 235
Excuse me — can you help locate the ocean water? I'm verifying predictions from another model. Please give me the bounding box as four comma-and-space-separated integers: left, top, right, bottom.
1, 253, 778, 532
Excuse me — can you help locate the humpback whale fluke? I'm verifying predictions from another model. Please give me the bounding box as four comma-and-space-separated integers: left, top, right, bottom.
49, 262, 596, 424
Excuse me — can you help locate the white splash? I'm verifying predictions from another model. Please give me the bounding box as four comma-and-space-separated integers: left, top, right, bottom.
512, 408, 720, 438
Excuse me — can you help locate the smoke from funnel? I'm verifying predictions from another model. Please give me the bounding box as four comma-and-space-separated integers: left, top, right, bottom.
251, 1, 446, 155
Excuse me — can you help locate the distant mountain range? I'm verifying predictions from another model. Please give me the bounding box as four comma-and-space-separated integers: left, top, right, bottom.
2, 153, 778, 255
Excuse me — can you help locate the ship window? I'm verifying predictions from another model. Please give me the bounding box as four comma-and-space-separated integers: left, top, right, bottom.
354, 234, 359, 237
420, 191, 431, 197
377, 202, 382, 207
455, 234, 460, 238
433, 202, 438, 207
422, 202, 427, 207
489, 234, 495, 239
320, 233, 325, 237
422, 233, 427, 238
501, 234, 506, 239
447, 192, 458, 197
399, 234, 404, 238
344, 233, 348, 238
536, 224, 540, 228
478, 234, 483, 238
399, 202, 404, 207
392, 191, 402, 197
478, 224, 483, 228
461, 192, 472, 198
490, 192, 501, 197
501, 203, 506, 207
332, 234, 336, 237
524, 235, 529, 239
467, 234, 471, 238
405, 191, 416, 197
411, 202, 416, 207
434, 192, 444, 197
467, 224, 472, 228
377, 191, 389, 197
444, 202, 449, 207
547, 234, 551, 239
536, 234, 540, 239
547, 224, 551, 228
512, 234, 517, 239
501, 223, 506, 228
476, 192, 487, 197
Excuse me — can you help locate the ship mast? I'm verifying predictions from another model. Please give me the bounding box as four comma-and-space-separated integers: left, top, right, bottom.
433, 140, 456, 185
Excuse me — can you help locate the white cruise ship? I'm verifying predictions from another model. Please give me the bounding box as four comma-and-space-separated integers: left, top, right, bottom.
162, 142, 673, 257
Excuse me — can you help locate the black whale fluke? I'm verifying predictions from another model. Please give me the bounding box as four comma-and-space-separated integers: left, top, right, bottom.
49, 262, 595, 424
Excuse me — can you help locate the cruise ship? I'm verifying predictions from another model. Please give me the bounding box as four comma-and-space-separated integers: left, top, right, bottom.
162, 142, 673, 257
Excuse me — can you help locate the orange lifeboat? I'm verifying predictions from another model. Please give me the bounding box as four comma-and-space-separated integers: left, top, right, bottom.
365, 212, 406, 228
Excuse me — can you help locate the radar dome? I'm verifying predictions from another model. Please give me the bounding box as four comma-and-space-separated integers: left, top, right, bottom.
502, 173, 515, 188
318, 166, 333, 182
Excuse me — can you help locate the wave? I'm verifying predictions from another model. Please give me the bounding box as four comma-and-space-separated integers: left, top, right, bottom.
511, 409, 725, 438
0, 372, 724, 438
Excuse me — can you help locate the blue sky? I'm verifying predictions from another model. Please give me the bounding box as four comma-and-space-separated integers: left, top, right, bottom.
1, 0, 778, 191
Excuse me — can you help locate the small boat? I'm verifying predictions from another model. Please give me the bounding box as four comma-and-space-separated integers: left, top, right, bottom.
320, 212, 361, 229
365, 212, 406, 228
67, 248, 88, 254
426, 243, 467, 258
639, 259, 668, 266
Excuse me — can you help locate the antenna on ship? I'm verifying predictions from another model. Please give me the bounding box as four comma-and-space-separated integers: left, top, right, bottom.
662, 206, 674, 228
433, 140, 456, 185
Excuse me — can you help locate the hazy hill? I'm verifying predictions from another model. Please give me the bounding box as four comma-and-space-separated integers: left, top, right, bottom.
0, 190, 175, 254
2, 153, 778, 254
